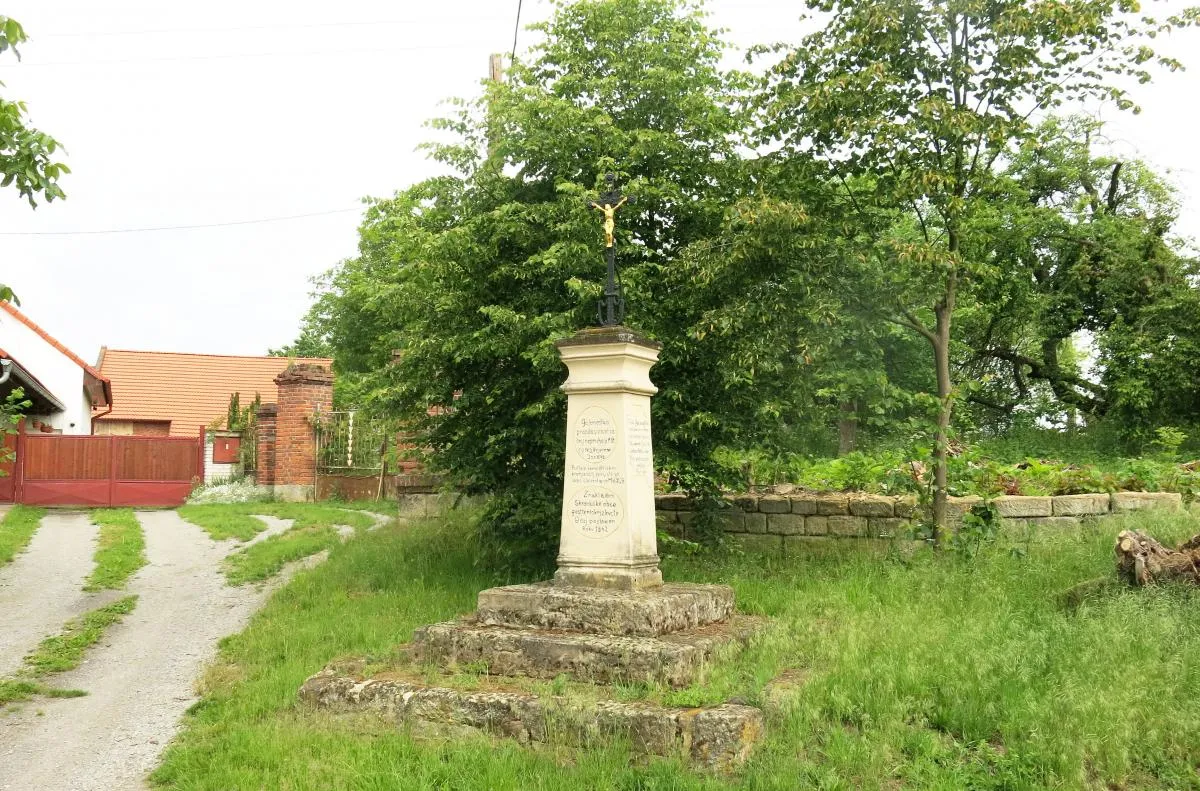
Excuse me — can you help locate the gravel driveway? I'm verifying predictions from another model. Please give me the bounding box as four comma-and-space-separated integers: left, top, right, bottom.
0, 512, 99, 677
0, 510, 290, 791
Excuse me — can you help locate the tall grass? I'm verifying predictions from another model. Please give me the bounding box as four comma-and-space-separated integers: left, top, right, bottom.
153, 509, 1200, 790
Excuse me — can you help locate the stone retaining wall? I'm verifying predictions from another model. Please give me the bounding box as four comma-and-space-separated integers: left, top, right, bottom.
655, 491, 1184, 551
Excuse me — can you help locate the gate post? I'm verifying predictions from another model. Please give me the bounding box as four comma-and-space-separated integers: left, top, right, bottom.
269, 363, 333, 502
255, 404, 278, 488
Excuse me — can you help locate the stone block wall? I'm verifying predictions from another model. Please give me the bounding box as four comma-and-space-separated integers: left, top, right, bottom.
655, 491, 1184, 551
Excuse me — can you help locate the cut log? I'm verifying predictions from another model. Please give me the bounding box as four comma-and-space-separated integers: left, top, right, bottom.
1114, 530, 1200, 586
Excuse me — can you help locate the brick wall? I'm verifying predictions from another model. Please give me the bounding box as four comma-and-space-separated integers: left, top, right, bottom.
656, 491, 1185, 551
255, 403, 278, 486
252, 364, 333, 499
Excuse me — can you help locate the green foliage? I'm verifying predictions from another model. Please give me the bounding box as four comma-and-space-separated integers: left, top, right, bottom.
0, 16, 69, 209
0, 504, 43, 566
84, 509, 147, 591
724, 441, 1200, 501
295, 0, 771, 571
753, 0, 1197, 534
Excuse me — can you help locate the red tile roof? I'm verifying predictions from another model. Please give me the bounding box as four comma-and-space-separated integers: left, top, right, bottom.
0, 301, 111, 407
95, 349, 333, 437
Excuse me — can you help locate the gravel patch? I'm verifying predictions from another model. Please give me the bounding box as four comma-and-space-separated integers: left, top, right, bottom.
0, 510, 293, 791
0, 512, 98, 677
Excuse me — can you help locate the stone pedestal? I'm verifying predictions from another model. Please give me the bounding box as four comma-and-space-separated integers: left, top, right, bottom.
298, 326, 766, 767
554, 327, 663, 590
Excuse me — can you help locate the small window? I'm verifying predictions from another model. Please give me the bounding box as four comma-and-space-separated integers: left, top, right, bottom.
213, 437, 241, 464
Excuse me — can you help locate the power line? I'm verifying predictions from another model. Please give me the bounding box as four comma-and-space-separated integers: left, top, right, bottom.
0, 42, 487, 69
512, 0, 524, 61
37, 17, 509, 39
0, 207, 361, 236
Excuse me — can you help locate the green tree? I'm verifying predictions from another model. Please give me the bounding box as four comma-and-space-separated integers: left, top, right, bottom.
759, 0, 1196, 540
958, 116, 1200, 446
303, 0, 787, 570
1, 16, 69, 305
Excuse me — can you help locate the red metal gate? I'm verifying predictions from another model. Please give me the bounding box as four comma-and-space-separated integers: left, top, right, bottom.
0, 431, 15, 502
11, 431, 203, 507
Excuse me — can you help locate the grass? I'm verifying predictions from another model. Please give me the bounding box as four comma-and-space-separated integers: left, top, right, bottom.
0, 504, 44, 566
23, 595, 139, 674
0, 595, 138, 707
216, 503, 379, 585
179, 501, 383, 543
223, 526, 342, 585
152, 506, 1200, 790
178, 504, 268, 541
83, 509, 147, 591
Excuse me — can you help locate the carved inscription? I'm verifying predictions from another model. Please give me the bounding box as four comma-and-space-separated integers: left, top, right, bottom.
626, 410, 652, 478
569, 486, 623, 538
574, 406, 616, 463
568, 463, 624, 486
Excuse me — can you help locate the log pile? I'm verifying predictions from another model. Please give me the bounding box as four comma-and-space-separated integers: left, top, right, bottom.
1114, 530, 1200, 586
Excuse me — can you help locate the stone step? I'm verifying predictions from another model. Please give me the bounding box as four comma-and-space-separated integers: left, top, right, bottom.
300, 666, 763, 770
408, 617, 758, 687
475, 581, 735, 636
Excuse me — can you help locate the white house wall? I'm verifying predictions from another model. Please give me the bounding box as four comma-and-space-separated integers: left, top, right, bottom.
0, 311, 94, 435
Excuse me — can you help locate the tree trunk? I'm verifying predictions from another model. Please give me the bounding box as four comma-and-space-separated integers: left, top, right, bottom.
837, 400, 858, 456
930, 276, 956, 546
1114, 530, 1200, 586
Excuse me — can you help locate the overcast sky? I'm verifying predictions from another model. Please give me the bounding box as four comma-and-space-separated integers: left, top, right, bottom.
1, 1, 1196, 363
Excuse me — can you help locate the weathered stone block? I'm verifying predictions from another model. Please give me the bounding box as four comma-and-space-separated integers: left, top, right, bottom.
1111, 491, 1183, 513
895, 496, 922, 519
720, 511, 747, 533
409, 618, 759, 687
299, 671, 763, 769
655, 494, 685, 511
744, 513, 768, 534
476, 582, 735, 637
802, 515, 829, 536
1024, 516, 1081, 530
1052, 493, 1110, 516
688, 704, 764, 771
767, 514, 805, 536
758, 496, 791, 514
731, 495, 758, 513
849, 495, 894, 517
814, 495, 850, 515
731, 533, 782, 554
868, 517, 907, 538
945, 496, 983, 522
827, 515, 868, 537
993, 495, 1052, 518
789, 496, 818, 515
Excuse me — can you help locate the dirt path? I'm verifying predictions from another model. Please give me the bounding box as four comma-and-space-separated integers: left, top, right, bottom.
0, 512, 98, 677
0, 510, 287, 791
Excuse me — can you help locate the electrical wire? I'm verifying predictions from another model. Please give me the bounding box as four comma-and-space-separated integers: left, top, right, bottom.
0, 43, 485, 69
0, 207, 361, 236
38, 17, 508, 39
512, 0, 523, 61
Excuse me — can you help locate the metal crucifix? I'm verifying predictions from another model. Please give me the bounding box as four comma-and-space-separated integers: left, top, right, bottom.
588, 173, 634, 327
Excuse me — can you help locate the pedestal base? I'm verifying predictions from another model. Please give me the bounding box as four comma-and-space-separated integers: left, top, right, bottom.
476, 581, 735, 636
553, 558, 663, 591
410, 616, 760, 687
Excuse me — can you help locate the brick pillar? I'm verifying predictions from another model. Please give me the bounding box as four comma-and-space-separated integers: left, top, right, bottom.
255, 404, 278, 486
272, 363, 334, 501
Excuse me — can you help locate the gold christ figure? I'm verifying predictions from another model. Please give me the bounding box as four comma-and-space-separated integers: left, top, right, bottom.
589, 193, 629, 248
